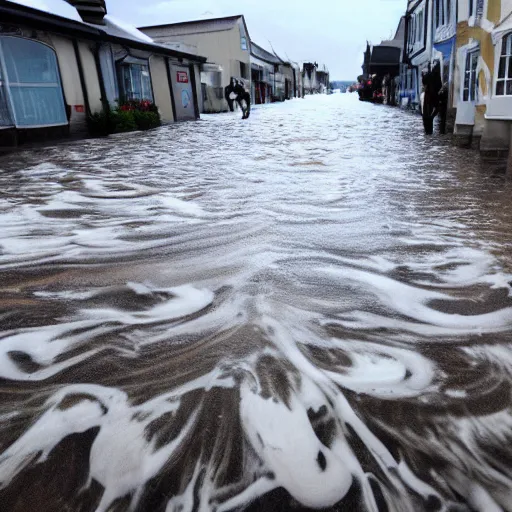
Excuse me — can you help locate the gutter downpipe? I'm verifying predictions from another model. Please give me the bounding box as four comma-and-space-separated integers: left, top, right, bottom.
165, 57, 178, 122
73, 38, 91, 118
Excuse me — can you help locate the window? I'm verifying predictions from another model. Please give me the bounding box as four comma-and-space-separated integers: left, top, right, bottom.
496, 34, 512, 96
99, 45, 119, 106
469, 0, 474, 18
0, 55, 11, 126
117, 57, 153, 102
240, 61, 248, 79
463, 49, 479, 101
241, 36, 248, 51
0, 36, 67, 127
418, 11, 423, 42
435, 0, 452, 28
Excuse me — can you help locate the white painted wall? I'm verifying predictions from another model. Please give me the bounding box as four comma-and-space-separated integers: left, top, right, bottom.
502, 0, 512, 21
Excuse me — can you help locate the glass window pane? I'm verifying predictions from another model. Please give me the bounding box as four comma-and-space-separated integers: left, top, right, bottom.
498, 57, 507, 79
2, 37, 59, 84
99, 46, 118, 106
471, 53, 478, 71
508, 57, 512, 79
496, 80, 505, 95
10, 86, 67, 126
463, 89, 469, 101
141, 67, 153, 102
0, 83, 12, 126
507, 80, 512, 95
464, 71, 470, 88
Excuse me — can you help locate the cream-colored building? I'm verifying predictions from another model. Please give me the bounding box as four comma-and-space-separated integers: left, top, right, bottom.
0, 1, 205, 149
139, 16, 252, 112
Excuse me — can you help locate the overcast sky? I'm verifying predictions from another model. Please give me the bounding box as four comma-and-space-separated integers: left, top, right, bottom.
11, 0, 406, 80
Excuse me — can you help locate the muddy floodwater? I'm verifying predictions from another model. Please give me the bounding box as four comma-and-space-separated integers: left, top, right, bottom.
1, 95, 512, 512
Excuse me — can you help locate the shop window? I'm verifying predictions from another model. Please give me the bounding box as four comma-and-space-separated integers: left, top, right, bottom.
117, 57, 153, 102
241, 36, 248, 51
496, 34, 512, 96
463, 49, 479, 101
0, 36, 67, 127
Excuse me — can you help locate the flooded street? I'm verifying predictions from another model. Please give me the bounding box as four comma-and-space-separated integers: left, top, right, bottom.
2, 94, 512, 511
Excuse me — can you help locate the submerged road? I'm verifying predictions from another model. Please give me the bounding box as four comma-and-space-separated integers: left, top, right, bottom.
1, 94, 512, 511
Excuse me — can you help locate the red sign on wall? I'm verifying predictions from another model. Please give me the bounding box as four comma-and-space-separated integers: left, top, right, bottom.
75, 105, 85, 113
177, 71, 189, 83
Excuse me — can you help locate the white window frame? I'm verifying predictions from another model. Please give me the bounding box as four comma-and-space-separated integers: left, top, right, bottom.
462, 48, 479, 102
495, 32, 512, 97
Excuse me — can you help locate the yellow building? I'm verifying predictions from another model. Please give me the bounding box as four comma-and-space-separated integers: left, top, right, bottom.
454, 0, 512, 168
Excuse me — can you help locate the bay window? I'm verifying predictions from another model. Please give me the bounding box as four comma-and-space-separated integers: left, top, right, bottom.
496, 33, 512, 96
0, 36, 67, 128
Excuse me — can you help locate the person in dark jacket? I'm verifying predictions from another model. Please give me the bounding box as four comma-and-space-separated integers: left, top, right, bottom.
421, 62, 443, 135
225, 78, 251, 119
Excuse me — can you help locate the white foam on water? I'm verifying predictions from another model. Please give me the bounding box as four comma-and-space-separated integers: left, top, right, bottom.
325, 340, 437, 398
0, 321, 108, 381
322, 266, 512, 333
240, 381, 352, 509
79, 284, 214, 325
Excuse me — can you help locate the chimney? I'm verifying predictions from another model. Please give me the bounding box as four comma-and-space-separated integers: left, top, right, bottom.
65, 0, 107, 25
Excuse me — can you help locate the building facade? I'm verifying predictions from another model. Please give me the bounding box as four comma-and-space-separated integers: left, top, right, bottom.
139, 16, 251, 113
250, 42, 279, 105
0, 1, 205, 149
401, 0, 432, 109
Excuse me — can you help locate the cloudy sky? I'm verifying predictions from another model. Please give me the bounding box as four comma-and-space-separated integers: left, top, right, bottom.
10, 0, 406, 80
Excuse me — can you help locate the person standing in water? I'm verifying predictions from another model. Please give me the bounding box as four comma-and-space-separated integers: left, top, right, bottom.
225, 78, 251, 119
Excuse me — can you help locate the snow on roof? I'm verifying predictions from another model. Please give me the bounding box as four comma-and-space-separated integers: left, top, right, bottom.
101, 15, 154, 43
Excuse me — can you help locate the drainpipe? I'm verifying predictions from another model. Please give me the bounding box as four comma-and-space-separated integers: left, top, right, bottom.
73, 39, 91, 118
188, 63, 200, 119
93, 42, 110, 113
165, 57, 177, 122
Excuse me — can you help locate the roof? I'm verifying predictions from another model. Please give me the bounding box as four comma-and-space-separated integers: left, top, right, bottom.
370, 46, 401, 65
1, 1, 206, 62
139, 15, 248, 38
250, 41, 281, 64
380, 16, 406, 49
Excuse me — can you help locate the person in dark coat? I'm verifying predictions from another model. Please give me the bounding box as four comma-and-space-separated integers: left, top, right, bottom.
421, 62, 442, 135
225, 78, 251, 119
